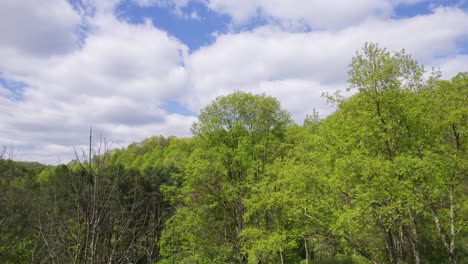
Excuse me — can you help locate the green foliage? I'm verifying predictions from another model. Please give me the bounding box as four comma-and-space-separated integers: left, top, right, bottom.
0, 44, 466, 264
161, 92, 293, 263
317, 44, 467, 263
0, 159, 45, 263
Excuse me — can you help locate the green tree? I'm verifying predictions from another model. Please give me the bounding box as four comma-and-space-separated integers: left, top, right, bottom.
318, 43, 467, 263
161, 92, 292, 263
0, 148, 45, 263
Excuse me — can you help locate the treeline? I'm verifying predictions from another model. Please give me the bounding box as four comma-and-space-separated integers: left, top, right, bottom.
0, 44, 466, 263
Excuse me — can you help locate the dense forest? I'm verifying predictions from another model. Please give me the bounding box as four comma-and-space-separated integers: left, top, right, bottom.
0, 44, 467, 264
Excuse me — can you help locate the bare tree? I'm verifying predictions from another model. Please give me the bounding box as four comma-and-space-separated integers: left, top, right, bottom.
34, 129, 167, 263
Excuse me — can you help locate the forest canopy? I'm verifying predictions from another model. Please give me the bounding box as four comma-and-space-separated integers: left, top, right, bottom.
0, 44, 467, 264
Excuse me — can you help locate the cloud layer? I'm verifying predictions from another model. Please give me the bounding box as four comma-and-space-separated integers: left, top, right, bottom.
0, 0, 467, 163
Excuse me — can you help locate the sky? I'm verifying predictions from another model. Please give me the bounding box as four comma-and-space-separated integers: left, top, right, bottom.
0, 0, 467, 164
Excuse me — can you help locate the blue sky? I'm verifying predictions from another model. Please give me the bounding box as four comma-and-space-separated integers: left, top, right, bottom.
0, 0, 467, 163
116, 0, 231, 50
114, 0, 468, 50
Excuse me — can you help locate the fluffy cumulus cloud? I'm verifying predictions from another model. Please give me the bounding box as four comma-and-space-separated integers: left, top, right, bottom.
0, 0, 467, 163
437, 54, 468, 79
185, 6, 468, 121
0, 0, 195, 163
0, 0, 81, 56
133, 0, 428, 29
204, 0, 394, 29
138, 0, 427, 29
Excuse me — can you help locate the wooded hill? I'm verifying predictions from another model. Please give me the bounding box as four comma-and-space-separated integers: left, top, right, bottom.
0, 44, 467, 263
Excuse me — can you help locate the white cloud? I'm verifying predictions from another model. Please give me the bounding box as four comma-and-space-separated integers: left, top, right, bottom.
207, 0, 390, 29
132, 0, 189, 8
0, 0, 81, 56
436, 54, 468, 79
131, 0, 196, 19
184, 7, 468, 122
0, 1, 195, 163
131, 0, 422, 27
202, 0, 433, 29
345, 7, 468, 62
25, 18, 189, 100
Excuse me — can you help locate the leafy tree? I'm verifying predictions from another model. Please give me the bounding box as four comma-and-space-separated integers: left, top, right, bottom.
318, 43, 467, 263
161, 92, 292, 263
0, 148, 45, 263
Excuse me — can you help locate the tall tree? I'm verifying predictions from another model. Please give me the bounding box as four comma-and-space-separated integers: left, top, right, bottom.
161, 92, 292, 263
318, 43, 467, 263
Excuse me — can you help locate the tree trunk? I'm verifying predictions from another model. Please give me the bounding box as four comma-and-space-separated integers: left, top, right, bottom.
449, 185, 456, 264
303, 236, 309, 263
384, 230, 399, 264
408, 213, 421, 264
430, 204, 454, 263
